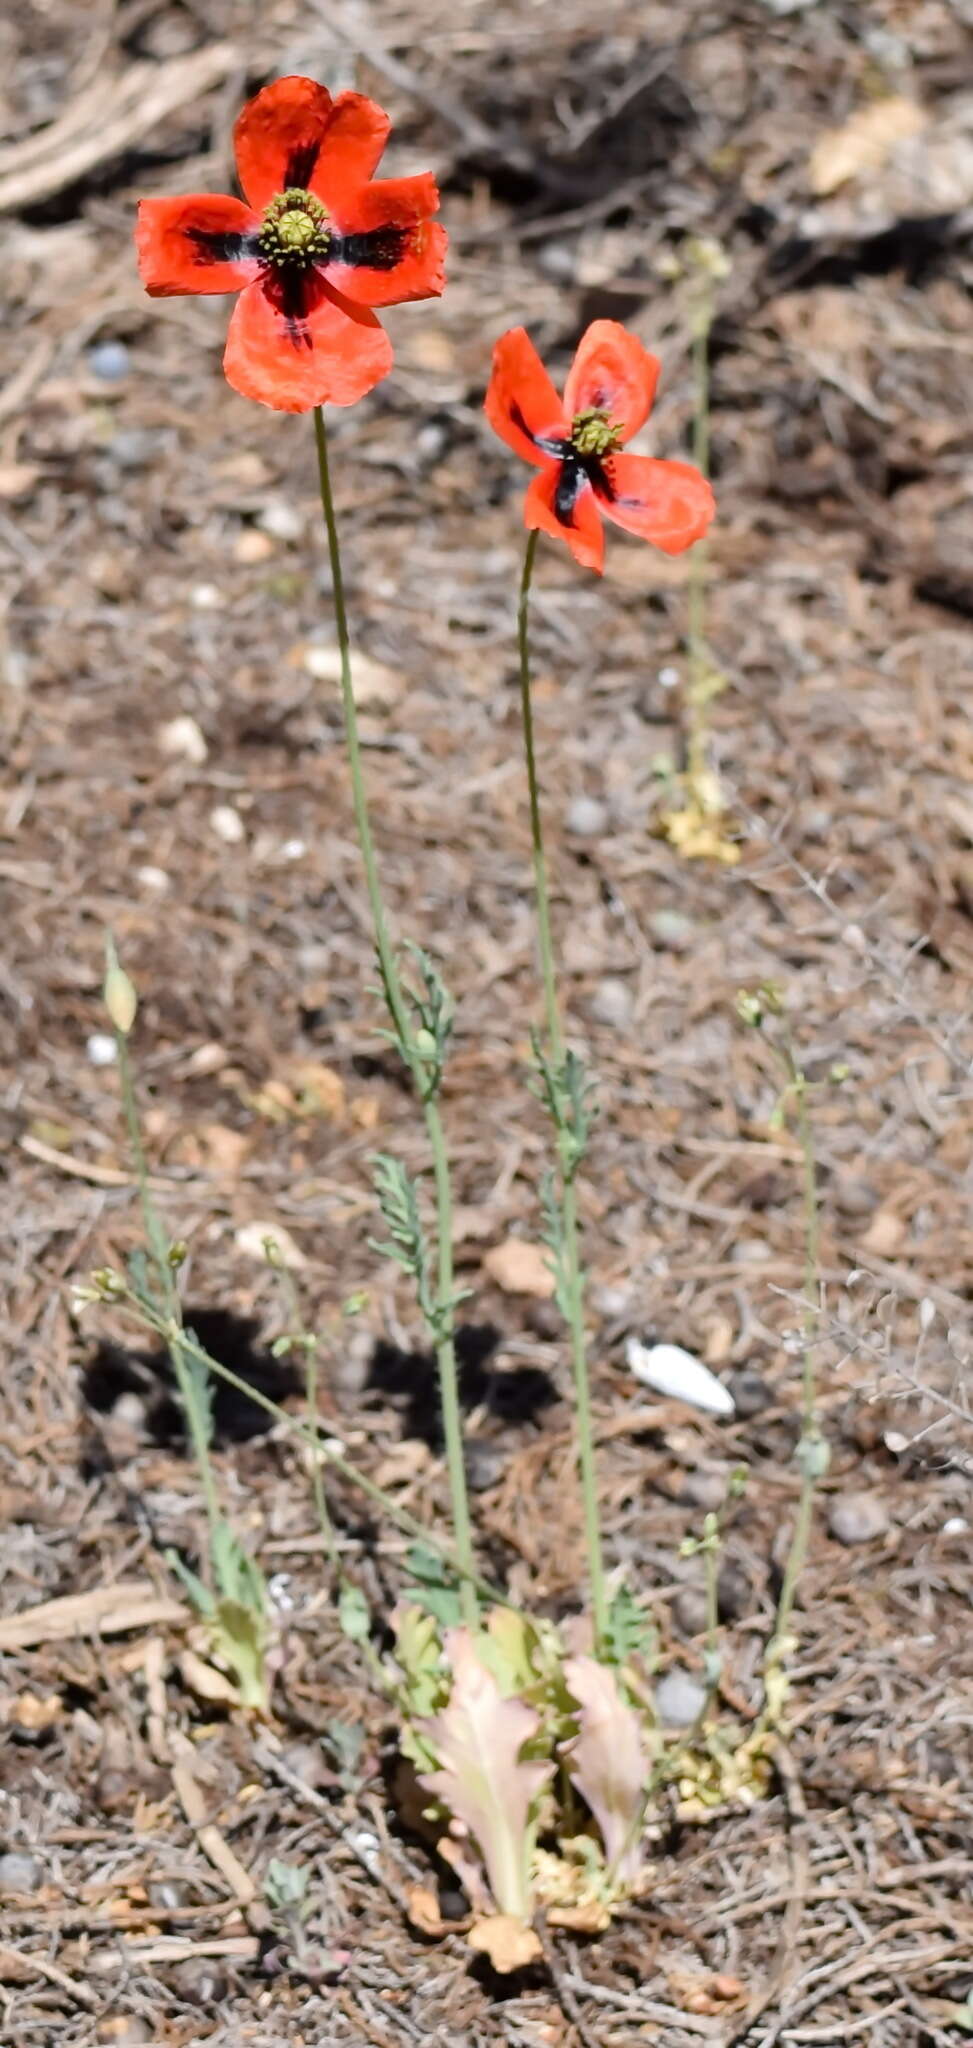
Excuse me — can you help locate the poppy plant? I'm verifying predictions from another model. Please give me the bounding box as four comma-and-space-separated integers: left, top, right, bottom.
485, 321, 715, 572
136, 75, 446, 412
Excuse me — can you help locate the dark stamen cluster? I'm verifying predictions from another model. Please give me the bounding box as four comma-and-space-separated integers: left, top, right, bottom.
259, 188, 331, 269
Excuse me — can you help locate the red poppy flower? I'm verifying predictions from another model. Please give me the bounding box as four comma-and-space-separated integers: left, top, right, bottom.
136, 76, 447, 413
485, 321, 715, 573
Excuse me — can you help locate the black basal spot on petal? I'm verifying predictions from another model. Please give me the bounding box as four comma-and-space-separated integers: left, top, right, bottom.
510, 401, 565, 459
285, 140, 321, 189
588, 454, 616, 502
187, 228, 258, 265
555, 454, 586, 527
331, 224, 409, 272
264, 267, 320, 350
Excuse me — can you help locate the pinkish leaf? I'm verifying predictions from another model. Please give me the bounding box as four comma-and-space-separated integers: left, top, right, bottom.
416, 1629, 552, 1919
562, 1655, 649, 1884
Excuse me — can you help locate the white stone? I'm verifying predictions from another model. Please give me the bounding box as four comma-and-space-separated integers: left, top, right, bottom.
259, 500, 304, 542
137, 865, 170, 894
626, 1338, 735, 1416
566, 795, 608, 837
210, 805, 245, 844
86, 1032, 117, 1067
158, 715, 208, 765
655, 1670, 707, 1726
592, 977, 633, 1028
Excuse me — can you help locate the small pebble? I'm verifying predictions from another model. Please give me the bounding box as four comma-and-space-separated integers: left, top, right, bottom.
89, 339, 130, 382
592, 976, 633, 1028
234, 528, 275, 565
658, 664, 680, 689
190, 582, 223, 611
537, 241, 575, 282
943, 1517, 968, 1536
170, 1958, 228, 2006
0, 1851, 42, 1893
86, 1032, 117, 1068
416, 420, 447, 461
649, 907, 695, 952
259, 500, 304, 542
727, 1368, 773, 1417
833, 1176, 877, 1219
828, 1492, 890, 1545
673, 1585, 708, 1636
158, 714, 207, 765
330, 1328, 374, 1397
731, 1239, 772, 1264
655, 1670, 707, 1727
108, 428, 156, 471
566, 794, 608, 838
147, 1878, 188, 1910
136, 865, 169, 894
593, 1283, 632, 1320
716, 1561, 751, 1621
282, 1739, 331, 1791
210, 805, 245, 844
465, 1442, 506, 1493
679, 1467, 728, 1512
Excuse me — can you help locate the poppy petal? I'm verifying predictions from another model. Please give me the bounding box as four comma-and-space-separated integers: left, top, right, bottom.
135, 195, 260, 296
563, 321, 660, 444
309, 93, 392, 207
594, 455, 715, 554
484, 328, 569, 468
222, 270, 393, 412
327, 177, 446, 306
234, 76, 337, 211
524, 461, 604, 573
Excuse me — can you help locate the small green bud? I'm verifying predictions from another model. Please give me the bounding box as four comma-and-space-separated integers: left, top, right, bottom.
735, 990, 764, 1029
684, 233, 731, 283
92, 1266, 125, 1298
829, 1061, 850, 1084
414, 1027, 438, 1063
262, 1235, 283, 1268
167, 1240, 188, 1268
795, 1431, 830, 1481
271, 1335, 294, 1358
342, 1291, 368, 1318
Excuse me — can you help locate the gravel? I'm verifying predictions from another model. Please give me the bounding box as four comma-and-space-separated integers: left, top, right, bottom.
566, 794, 608, 837
655, 1670, 707, 1726
828, 1492, 891, 1545
0, 1852, 43, 1892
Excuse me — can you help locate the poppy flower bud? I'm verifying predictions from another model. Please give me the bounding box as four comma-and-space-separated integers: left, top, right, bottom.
104, 957, 138, 1035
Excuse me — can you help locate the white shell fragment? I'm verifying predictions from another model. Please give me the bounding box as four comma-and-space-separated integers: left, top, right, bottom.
625, 1338, 735, 1417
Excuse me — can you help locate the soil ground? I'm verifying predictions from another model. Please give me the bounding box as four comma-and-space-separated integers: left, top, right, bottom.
1, 1, 972, 2043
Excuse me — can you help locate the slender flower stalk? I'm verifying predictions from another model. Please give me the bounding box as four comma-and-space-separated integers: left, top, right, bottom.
107, 946, 222, 1552
311, 405, 475, 1627
766, 1031, 826, 1670
517, 532, 608, 1652
735, 988, 829, 1722
685, 277, 712, 791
